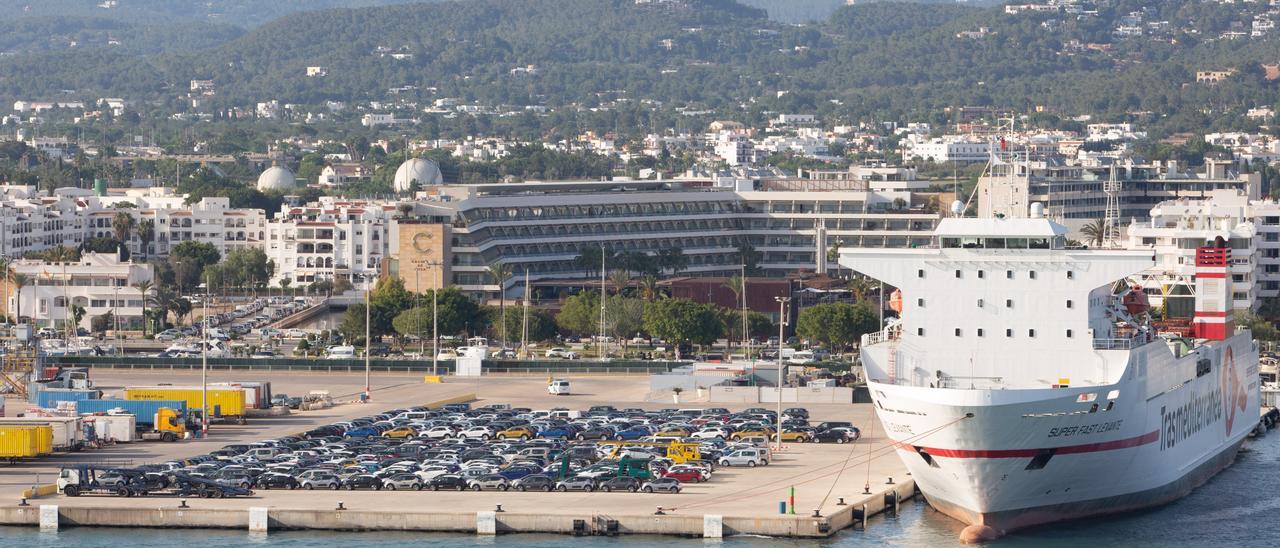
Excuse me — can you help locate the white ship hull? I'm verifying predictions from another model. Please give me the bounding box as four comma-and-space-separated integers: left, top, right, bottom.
865, 332, 1261, 534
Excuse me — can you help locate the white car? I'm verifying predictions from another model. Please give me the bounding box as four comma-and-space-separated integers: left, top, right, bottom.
283, 328, 307, 338
414, 467, 455, 482
419, 426, 456, 439
691, 428, 732, 440
457, 426, 495, 440
718, 448, 770, 468
545, 348, 580, 359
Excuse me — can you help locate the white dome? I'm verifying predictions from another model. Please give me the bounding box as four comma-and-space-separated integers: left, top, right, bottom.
256, 164, 296, 192
394, 158, 443, 193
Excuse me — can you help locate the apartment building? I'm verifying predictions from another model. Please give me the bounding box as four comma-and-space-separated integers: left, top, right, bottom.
4, 252, 154, 330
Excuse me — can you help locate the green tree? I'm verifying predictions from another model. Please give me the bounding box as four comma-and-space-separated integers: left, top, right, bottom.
606, 295, 646, 349
137, 218, 156, 260
642, 298, 722, 355
639, 275, 663, 302
112, 211, 136, 246
91, 311, 113, 335
796, 302, 878, 350
169, 241, 221, 291
1080, 218, 1108, 247
608, 269, 631, 296
496, 307, 558, 343
69, 303, 86, 329
556, 291, 600, 336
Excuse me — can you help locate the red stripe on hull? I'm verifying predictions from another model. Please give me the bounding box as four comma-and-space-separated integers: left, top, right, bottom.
915, 430, 1159, 459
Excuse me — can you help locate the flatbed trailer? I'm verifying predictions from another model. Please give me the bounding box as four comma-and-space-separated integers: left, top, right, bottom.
58, 466, 253, 498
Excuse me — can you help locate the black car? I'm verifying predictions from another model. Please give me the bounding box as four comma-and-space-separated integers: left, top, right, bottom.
513, 474, 555, 492
599, 476, 641, 493
813, 428, 853, 443
428, 474, 469, 491
574, 427, 615, 441
255, 473, 299, 490
342, 474, 383, 490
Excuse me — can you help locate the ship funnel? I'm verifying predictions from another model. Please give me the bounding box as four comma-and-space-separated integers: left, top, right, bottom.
1030, 202, 1044, 219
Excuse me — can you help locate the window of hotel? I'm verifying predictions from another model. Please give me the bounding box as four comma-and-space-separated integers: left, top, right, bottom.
1029, 329, 1037, 338
977, 328, 985, 337
1066, 329, 1073, 338
1066, 300, 1073, 308
977, 270, 985, 279
954, 270, 962, 278
917, 269, 925, 278
955, 328, 962, 337
1029, 271, 1037, 280
917, 328, 925, 336
1005, 329, 1013, 337
1006, 299, 1013, 308
1006, 270, 1014, 279
917, 298, 924, 307
1066, 271, 1074, 279
977, 299, 984, 307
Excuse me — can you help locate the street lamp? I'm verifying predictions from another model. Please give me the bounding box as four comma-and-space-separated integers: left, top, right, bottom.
364, 273, 372, 402
112, 285, 120, 356
201, 274, 209, 437
774, 296, 790, 451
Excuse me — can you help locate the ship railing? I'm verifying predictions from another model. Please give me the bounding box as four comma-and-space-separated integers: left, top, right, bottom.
862, 323, 902, 347
1092, 333, 1152, 350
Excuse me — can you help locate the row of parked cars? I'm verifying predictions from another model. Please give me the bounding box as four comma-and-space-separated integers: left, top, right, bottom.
155, 297, 312, 342
139, 403, 859, 497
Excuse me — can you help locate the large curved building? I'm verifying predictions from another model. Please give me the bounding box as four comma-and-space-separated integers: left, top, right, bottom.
256, 162, 297, 192
393, 158, 443, 193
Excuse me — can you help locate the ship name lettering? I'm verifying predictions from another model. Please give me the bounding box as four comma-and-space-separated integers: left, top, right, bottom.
1160, 387, 1223, 452
1047, 420, 1122, 438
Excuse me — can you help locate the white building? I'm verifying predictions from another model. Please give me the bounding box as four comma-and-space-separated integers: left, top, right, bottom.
714, 136, 756, 166
6, 252, 154, 331
264, 198, 398, 287
907, 137, 992, 164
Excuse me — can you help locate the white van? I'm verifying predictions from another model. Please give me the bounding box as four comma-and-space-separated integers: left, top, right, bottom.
326, 345, 356, 359
788, 350, 816, 365
548, 379, 571, 395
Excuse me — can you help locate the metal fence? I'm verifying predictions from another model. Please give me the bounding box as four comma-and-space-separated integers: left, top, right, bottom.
41, 356, 686, 375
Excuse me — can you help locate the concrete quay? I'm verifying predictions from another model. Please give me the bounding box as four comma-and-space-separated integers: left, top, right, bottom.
0, 372, 917, 539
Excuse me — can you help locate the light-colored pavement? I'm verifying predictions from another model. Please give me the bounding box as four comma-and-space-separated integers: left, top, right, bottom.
2, 372, 910, 520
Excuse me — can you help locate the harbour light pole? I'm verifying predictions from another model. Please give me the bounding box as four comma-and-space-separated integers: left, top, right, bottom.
364, 273, 371, 402
774, 296, 790, 451
201, 292, 208, 436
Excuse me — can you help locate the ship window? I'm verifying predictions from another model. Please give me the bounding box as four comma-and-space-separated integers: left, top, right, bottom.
1006, 329, 1013, 337
954, 328, 962, 337
1006, 270, 1013, 279
1195, 358, 1212, 377
977, 270, 985, 279
1006, 299, 1013, 308
917, 328, 924, 336
977, 298, 984, 307
955, 269, 962, 278
1105, 401, 1115, 412
917, 269, 925, 278
1066, 271, 1074, 279
977, 328, 984, 337
1066, 300, 1073, 309
1029, 271, 1037, 279
917, 298, 924, 307
1029, 329, 1037, 338
1066, 329, 1073, 338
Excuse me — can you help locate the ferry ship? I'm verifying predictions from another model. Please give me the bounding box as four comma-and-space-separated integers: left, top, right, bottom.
840, 206, 1260, 541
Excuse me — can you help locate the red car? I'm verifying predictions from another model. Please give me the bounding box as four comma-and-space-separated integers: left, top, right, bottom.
663, 469, 703, 483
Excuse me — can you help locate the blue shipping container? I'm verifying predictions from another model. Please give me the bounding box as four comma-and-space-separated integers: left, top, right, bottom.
33, 389, 100, 408
75, 400, 187, 426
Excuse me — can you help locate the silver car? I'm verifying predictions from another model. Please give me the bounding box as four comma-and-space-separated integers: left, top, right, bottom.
467, 474, 511, 491
381, 473, 423, 491
298, 471, 341, 490
555, 476, 596, 492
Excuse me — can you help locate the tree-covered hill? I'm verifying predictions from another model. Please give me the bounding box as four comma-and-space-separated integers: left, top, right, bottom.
0, 0, 1275, 134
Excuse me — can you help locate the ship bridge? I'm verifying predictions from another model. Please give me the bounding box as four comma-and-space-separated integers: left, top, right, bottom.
840, 216, 1156, 389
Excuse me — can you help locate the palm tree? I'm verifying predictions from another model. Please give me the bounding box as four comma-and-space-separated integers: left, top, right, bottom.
1080, 218, 1108, 247
112, 211, 136, 248
11, 273, 28, 325
574, 246, 603, 278
137, 218, 155, 260
608, 269, 631, 296
723, 275, 745, 348
134, 280, 153, 337
639, 275, 662, 302
485, 263, 513, 348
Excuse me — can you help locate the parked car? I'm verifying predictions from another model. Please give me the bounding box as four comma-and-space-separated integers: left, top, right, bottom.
599, 476, 641, 493
341, 474, 383, 490
662, 468, 704, 483
640, 477, 682, 494
382, 474, 423, 491
718, 448, 770, 467
513, 474, 555, 492
256, 473, 299, 490
468, 474, 511, 491
427, 474, 469, 491
555, 476, 596, 492
298, 471, 341, 490
813, 428, 857, 444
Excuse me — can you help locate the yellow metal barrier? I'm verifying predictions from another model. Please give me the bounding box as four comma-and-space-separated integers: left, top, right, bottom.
22, 484, 58, 498
423, 375, 444, 384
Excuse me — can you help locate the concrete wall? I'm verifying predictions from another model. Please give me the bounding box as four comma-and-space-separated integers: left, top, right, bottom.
710, 386, 760, 403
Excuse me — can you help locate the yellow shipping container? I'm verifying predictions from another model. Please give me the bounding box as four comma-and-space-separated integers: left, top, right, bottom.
125, 387, 246, 418
0, 426, 51, 458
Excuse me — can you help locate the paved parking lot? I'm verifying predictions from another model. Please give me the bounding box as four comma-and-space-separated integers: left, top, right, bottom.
2, 372, 908, 519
